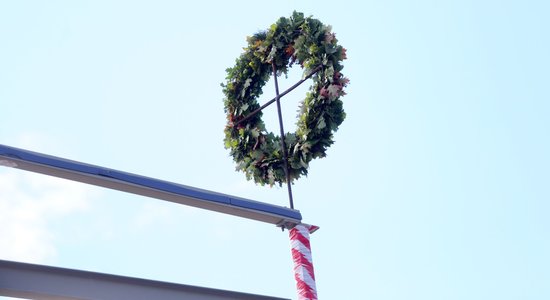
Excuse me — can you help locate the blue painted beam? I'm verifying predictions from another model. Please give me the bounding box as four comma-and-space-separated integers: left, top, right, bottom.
0, 144, 301, 227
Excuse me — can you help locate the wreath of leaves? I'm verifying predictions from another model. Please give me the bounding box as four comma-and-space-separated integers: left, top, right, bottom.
222, 11, 349, 186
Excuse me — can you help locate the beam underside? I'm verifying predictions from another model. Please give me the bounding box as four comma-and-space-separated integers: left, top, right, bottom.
0, 259, 289, 300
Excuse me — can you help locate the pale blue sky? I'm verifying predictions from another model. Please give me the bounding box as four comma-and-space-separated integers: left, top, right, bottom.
1, 1, 549, 299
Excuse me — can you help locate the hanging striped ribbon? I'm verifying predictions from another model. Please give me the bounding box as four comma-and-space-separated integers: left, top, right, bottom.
289, 224, 319, 300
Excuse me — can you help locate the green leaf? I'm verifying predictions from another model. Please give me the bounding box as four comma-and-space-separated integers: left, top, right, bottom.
240, 78, 253, 98
299, 157, 308, 169
316, 117, 326, 130
325, 44, 337, 54
267, 46, 277, 62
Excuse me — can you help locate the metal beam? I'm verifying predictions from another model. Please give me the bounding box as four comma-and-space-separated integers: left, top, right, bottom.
0, 144, 301, 228
0, 259, 289, 300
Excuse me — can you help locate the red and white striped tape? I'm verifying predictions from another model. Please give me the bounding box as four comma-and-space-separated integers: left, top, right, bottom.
289, 224, 319, 300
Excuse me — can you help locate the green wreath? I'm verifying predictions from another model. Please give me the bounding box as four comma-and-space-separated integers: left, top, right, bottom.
222, 11, 348, 186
